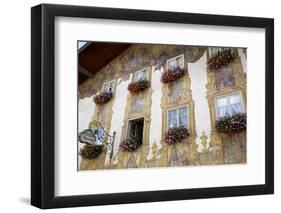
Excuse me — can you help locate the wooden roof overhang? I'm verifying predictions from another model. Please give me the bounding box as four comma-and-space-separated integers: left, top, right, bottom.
79, 42, 131, 84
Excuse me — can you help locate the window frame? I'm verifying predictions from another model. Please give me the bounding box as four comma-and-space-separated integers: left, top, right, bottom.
126, 117, 145, 139
102, 80, 115, 93
209, 47, 234, 58
166, 54, 185, 70
134, 67, 149, 82
167, 105, 188, 129
214, 91, 245, 119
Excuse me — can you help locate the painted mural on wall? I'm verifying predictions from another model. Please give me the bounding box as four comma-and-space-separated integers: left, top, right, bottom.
78, 42, 247, 170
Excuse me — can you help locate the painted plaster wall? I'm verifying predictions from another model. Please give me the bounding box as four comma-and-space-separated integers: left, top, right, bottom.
109, 76, 132, 156
79, 44, 206, 98
78, 45, 247, 169
147, 66, 163, 160
188, 52, 211, 152
238, 49, 247, 74
78, 95, 96, 167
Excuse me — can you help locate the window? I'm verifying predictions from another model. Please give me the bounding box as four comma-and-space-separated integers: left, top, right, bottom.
167, 106, 188, 128
135, 68, 148, 81
102, 80, 115, 92
210, 47, 233, 58
167, 55, 184, 70
215, 92, 244, 118
209, 47, 223, 57
127, 118, 144, 141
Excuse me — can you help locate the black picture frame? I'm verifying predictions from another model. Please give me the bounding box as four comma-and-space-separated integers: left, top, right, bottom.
31, 3, 274, 209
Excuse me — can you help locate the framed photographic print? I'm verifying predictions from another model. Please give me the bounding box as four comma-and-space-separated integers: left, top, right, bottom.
31, 3, 274, 209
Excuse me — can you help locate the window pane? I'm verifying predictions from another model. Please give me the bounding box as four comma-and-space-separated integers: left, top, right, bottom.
135, 70, 146, 81
216, 93, 243, 118
176, 57, 184, 69
168, 118, 177, 128
229, 93, 241, 104
216, 96, 227, 107
217, 106, 229, 118
103, 83, 109, 92
135, 72, 142, 81
168, 109, 177, 128
229, 93, 243, 115
210, 47, 222, 57
142, 70, 146, 80
230, 103, 242, 115
168, 59, 177, 69
179, 107, 187, 127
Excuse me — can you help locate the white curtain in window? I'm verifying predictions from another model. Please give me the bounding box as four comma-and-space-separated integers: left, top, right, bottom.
216, 93, 243, 118
217, 106, 228, 117
168, 59, 177, 69
216, 96, 227, 107
136, 70, 146, 81
179, 107, 187, 127
229, 94, 242, 114
216, 96, 229, 117
168, 109, 177, 128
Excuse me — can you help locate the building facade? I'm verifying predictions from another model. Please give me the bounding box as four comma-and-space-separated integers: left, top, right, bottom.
78, 44, 247, 170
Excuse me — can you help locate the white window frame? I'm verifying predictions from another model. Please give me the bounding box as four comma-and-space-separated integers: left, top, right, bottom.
214, 91, 245, 119
134, 67, 149, 82
167, 105, 188, 129
166, 54, 184, 70
102, 80, 115, 93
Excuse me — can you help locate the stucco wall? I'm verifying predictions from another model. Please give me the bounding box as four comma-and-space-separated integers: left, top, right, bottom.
109, 76, 132, 155
79, 44, 206, 98
238, 48, 247, 74
78, 95, 95, 167
147, 66, 163, 160
188, 52, 211, 151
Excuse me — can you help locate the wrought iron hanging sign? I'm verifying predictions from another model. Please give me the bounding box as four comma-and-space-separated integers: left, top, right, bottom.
78, 120, 116, 161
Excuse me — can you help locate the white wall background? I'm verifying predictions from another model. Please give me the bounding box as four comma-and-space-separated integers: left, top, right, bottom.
0, 0, 279, 212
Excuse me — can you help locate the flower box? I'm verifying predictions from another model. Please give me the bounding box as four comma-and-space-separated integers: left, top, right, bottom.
164, 127, 189, 145
119, 135, 142, 152
207, 48, 235, 70
79, 144, 104, 159
161, 67, 185, 83
216, 113, 246, 135
128, 80, 150, 93
93, 91, 113, 105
